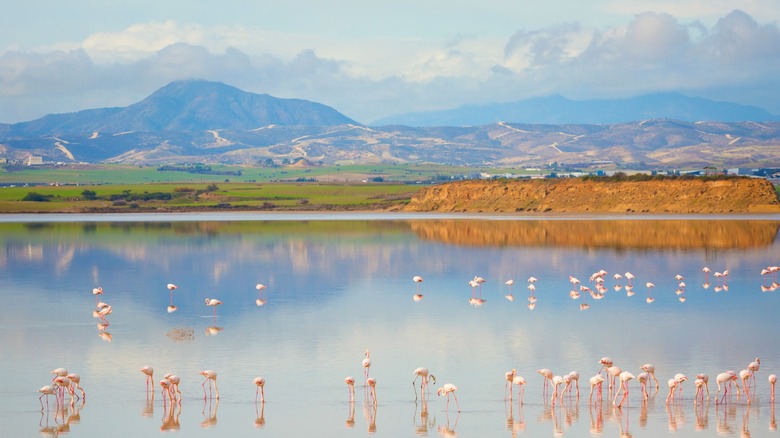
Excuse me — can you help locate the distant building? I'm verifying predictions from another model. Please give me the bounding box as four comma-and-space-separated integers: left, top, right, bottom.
26, 156, 43, 166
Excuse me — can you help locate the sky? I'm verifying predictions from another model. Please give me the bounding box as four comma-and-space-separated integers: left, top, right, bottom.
2, 0, 780, 124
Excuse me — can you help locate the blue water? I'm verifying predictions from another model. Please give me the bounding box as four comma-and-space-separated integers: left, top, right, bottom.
1, 214, 779, 437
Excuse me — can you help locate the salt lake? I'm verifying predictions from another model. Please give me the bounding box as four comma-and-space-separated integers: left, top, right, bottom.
1, 213, 779, 437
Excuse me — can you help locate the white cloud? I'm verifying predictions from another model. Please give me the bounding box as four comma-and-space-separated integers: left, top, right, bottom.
2, 9, 780, 125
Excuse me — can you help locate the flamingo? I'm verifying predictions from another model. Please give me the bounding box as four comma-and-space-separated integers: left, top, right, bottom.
674, 373, 687, 398
205, 298, 222, 317
504, 279, 514, 301
739, 370, 752, 403
513, 375, 526, 405
256, 283, 267, 306
437, 383, 460, 412
362, 351, 371, 383
367, 377, 377, 404
645, 282, 655, 304
200, 369, 219, 400
666, 378, 678, 404
253, 377, 266, 403
607, 366, 622, 392
92, 287, 103, 304
413, 367, 436, 401
716, 371, 737, 404
53, 376, 74, 403
38, 385, 59, 411
624, 272, 635, 287
141, 366, 154, 392
164, 373, 181, 399
345, 376, 355, 401
551, 375, 564, 405
696, 373, 710, 400
66, 373, 85, 400
748, 358, 760, 388
769, 374, 776, 401
504, 368, 517, 400
568, 371, 580, 397
598, 357, 613, 375
537, 368, 553, 395
159, 379, 173, 404
613, 371, 634, 408
702, 266, 711, 282
589, 374, 604, 404
637, 372, 649, 400
694, 378, 706, 404
640, 364, 660, 390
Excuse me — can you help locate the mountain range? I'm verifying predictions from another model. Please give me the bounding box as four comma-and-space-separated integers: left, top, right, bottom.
1, 80, 779, 168
373, 93, 780, 126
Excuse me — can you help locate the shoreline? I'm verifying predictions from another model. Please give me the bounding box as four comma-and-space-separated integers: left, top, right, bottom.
2, 210, 779, 223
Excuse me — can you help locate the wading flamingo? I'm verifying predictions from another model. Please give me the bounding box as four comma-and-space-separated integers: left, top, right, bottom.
200, 369, 219, 400
437, 383, 460, 412
363, 351, 371, 383
504, 369, 516, 400
716, 371, 737, 404
367, 377, 377, 404
413, 367, 436, 401
640, 364, 660, 390
205, 298, 222, 317
666, 378, 678, 404
141, 366, 154, 392
598, 357, 613, 375
253, 377, 266, 403
551, 375, 564, 405
92, 287, 103, 304
613, 372, 634, 408
739, 370, 752, 403
769, 374, 776, 401
696, 373, 710, 400
513, 375, 526, 405
589, 374, 604, 404
38, 385, 58, 411
537, 368, 553, 395
345, 376, 355, 401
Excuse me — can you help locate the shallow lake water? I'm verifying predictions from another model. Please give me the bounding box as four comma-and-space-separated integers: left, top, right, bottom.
1, 213, 779, 437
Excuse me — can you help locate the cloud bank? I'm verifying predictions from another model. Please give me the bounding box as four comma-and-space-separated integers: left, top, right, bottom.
2, 9, 780, 124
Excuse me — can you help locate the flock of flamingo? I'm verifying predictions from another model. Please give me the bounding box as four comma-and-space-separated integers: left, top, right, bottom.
32, 262, 778, 436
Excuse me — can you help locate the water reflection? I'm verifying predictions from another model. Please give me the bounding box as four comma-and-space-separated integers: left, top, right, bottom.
3, 216, 780, 437
201, 398, 218, 429
255, 401, 266, 429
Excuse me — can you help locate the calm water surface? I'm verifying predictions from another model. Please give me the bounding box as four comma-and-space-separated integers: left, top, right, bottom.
1, 213, 779, 437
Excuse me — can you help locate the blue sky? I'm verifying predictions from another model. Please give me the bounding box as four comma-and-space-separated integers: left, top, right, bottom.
2, 0, 780, 124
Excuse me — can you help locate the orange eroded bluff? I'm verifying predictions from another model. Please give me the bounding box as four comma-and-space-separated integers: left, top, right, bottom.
404, 178, 780, 213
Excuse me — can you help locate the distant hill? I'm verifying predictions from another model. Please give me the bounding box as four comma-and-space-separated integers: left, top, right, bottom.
372, 93, 780, 126
2, 80, 356, 137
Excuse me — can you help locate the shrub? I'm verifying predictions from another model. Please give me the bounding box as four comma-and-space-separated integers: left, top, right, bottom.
22, 192, 50, 202
81, 189, 98, 200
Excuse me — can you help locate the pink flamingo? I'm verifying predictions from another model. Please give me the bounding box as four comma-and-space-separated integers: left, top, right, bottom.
739, 370, 752, 403
367, 377, 377, 404
551, 375, 564, 405
362, 351, 371, 384
637, 372, 649, 400
413, 276, 424, 301
345, 376, 355, 401
414, 367, 436, 401
613, 371, 634, 408
640, 364, 660, 390
200, 369, 219, 399
437, 383, 460, 412
253, 377, 266, 403
513, 375, 526, 405
256, 283, 267, 306
38, 385, 59, 411
666, 378, 678, 404
598, 357, 613, 375
715, 371, 738, 404
696, 373, 710, 399
589, 374, 604, 404
769, 374, 776, 401
92, 287, 103, 304
141, 366, 154, 392
205, 298, 222, 317
537, 368, 553, 395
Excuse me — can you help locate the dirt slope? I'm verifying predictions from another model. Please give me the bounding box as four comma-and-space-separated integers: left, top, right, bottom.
404, 178, 780, 213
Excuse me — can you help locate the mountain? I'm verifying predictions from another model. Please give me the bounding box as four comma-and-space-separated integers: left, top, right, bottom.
2, 80, 356, 137
372, 93, 780, 126
1, 83, 780, 168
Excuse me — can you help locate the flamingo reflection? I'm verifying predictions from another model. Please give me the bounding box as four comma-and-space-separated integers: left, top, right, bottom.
415, 397, 435, 435
345, 399, 354, 429
437, 411, 458, 437
200, 397, 219, 428
255, 400, 266, 429
160, 399, 181, 432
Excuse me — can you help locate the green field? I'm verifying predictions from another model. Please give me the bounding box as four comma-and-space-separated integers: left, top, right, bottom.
0, 181, 421, 213
0, 163, 516, 185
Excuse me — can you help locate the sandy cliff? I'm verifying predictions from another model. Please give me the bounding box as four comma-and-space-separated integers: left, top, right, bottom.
404, 178, 780, 214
